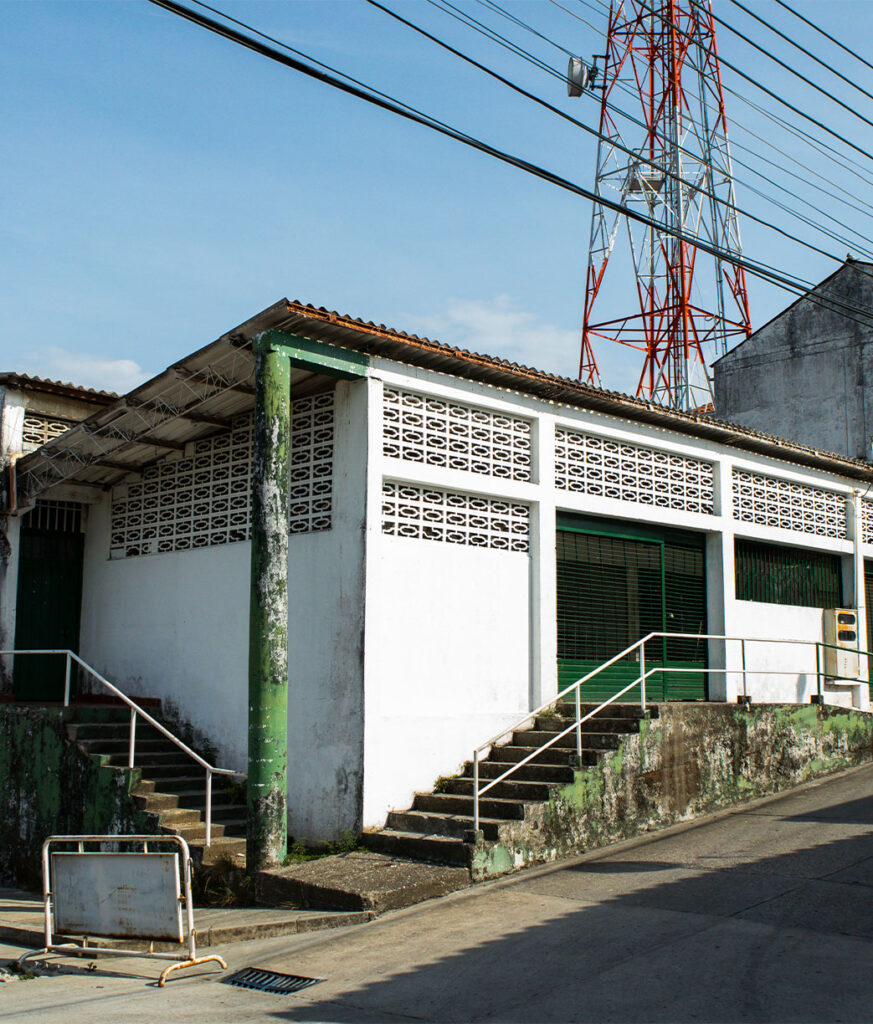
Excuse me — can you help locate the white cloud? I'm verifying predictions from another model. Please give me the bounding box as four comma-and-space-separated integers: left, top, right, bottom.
406, 295, 642, 396
18, 347, 152, 394
409, 295, 582, 379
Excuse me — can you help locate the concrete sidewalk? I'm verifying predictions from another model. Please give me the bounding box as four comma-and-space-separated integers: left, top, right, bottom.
0, 887, 371, 950
5, 764, 873, 1021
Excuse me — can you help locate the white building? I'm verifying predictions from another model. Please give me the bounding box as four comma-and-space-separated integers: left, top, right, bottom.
3, 298, 872, 841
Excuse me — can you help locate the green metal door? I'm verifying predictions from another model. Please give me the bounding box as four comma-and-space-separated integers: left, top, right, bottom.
557, 515, 708, 702
13, 503, 85, 702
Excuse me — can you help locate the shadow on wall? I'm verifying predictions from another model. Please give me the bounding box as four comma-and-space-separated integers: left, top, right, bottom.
274, 782, 873, 1023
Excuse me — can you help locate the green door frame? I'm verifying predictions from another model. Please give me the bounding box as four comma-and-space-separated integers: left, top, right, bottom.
556, 513, 708, 702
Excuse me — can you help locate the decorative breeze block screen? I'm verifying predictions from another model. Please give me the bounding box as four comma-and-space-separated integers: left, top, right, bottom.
22, 413, 76, 451
382, 388, 531, 481
110, 393, 334, 558
554, 429, 715, 514
861, 499, 873, 544
382, 481, 530, 551
732, 469, 846, 539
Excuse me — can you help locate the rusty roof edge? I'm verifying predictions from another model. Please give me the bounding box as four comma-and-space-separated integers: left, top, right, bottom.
0, 373, 117, 403
278, 300, 873, 485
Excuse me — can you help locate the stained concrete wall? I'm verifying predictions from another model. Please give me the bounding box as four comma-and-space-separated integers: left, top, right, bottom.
713, 261, 873, 460
472, 702, 873, 879
0, 706, 155, 887
77, 379, 368, 841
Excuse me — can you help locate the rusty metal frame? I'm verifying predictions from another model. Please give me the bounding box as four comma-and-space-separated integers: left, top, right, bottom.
16, 835, 227, 987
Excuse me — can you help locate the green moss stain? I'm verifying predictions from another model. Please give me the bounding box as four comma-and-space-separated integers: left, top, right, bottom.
0, 707, 155, 887
471, 703, 873, 882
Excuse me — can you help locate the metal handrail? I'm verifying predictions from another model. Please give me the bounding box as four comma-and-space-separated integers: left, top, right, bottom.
471, 630, 873, 833
0, 649, 244, 845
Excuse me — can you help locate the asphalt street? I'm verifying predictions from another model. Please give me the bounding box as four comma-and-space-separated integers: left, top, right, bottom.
4, 764, 873, 1023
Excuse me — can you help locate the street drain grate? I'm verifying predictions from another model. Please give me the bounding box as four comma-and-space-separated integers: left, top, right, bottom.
224, 967, 323, 994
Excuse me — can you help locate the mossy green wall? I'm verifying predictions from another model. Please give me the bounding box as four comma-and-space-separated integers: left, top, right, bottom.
471, 703, 873, 881
0, 707, 157, 886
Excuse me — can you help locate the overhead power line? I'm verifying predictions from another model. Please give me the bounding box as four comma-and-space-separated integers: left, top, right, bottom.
427, 0, 873, 256
726, 0, 873, 109
145, 0, 873, 338
709, 0, 873, 139
365, 0, 865, 265
773, 0, 873, 79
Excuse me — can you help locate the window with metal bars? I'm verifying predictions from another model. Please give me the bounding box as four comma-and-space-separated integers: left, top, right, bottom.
735, 539, 842, 607
20, 500, 83, 534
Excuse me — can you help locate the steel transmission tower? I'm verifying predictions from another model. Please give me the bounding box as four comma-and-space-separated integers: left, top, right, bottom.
578, 0, 751, 411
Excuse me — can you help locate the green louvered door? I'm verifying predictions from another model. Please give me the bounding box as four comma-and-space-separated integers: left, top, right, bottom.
13, 503, 85, 702
557, 517, 707, 702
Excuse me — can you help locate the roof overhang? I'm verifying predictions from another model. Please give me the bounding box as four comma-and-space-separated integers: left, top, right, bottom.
13, 296, 873, 509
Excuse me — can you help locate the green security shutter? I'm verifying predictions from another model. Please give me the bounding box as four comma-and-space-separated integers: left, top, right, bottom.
557, 517, 707, 703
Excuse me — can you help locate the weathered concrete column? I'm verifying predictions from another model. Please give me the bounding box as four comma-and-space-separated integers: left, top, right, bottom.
247, 334, 291, 871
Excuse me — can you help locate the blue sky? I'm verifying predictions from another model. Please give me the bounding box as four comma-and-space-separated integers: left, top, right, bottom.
2, 0, 871, 395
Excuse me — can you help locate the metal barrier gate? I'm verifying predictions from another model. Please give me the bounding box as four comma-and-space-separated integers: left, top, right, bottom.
17, 834, 227, 986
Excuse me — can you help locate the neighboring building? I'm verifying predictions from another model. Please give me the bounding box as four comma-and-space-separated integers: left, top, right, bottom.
0, 374, 115, 687
713, 260, 873, 461
2, 299, 872, 841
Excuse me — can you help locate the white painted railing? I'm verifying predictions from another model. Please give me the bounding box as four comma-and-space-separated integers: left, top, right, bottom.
0, 649, 244, 846
471, 632, 871, 833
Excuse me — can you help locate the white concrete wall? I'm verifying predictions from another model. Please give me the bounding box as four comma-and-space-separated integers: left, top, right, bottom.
77, 378, 369, 841
362, 536, 530, 828
79, 496, 251, 770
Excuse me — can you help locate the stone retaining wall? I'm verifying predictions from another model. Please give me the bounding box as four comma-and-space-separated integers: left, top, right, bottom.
471, 703, 873, 880
0, 706, 155, 886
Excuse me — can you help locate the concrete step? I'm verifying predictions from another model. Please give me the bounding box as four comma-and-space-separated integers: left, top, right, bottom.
387, 810, 502, 841
258, 851, 470, 914
79, 739, 181, 758
362, 830, 469, 866
125, 765, 207, 782
533, 715, 641, 734
195, 836, 247, 867
412, 792, 525, 820
485, 744, 602, 767
162, 821, 227, 842
462, 760, 576, 784
134, 790, 180, 812
443, 777, 552, 802
512, 730, 622, 751
69, 721, 169, 740
154, 807, 202, 828
559, 702, 657, 720
106, 750, 206, 767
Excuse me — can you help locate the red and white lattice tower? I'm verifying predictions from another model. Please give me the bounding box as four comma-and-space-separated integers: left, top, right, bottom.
579, 0, 751, 411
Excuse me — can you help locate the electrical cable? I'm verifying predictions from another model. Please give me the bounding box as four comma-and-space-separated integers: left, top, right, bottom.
144, 0, 873, 339
706, 0, 873, 139
773, 0, 873, 79
365, 0, 870, 265
423, 0, 873, 256
726, 0, 873, 109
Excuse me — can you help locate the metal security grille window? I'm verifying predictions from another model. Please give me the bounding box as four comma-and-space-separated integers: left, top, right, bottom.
556, 526, 707, 702
554, 429, 715, 514
20, 500, 83, 533
109, 394, 333, 559
381, 481, 530, 551
21, 413, 77, 451
735, 539, 842, 607
382, 388, 531, 481
732, 469, 846, 539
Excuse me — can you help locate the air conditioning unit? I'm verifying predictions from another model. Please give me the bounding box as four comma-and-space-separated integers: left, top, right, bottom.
823, 608, 859, 679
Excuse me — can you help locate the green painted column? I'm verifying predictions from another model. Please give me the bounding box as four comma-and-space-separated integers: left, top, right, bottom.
247, 334, 291, 871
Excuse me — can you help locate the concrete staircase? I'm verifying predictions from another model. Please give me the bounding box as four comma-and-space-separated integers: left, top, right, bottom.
65, 705, 246, 864
363, 703, 656, 866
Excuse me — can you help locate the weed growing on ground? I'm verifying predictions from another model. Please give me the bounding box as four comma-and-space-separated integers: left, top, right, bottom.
281, 830, 361, 866
192, 854, 253, 907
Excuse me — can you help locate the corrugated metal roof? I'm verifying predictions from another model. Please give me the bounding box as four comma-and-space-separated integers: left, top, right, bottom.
0, 372, 117, 402
14, 296, 873, 506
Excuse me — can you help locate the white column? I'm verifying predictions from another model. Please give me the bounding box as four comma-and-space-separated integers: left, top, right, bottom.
706, 458, 737, 701
848, 491, 870, 711
529, 414, 557, 709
